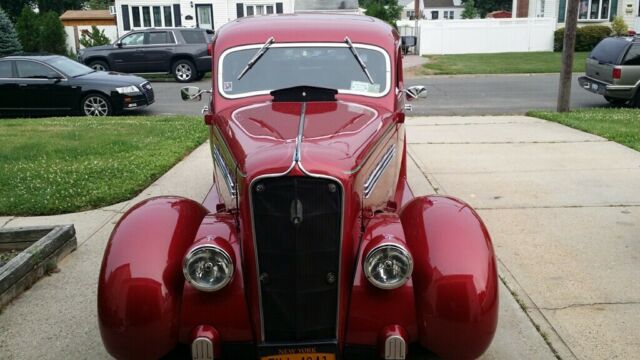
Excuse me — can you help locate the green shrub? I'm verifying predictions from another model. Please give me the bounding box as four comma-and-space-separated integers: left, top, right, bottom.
0, 7, 22, 56
554, 25, 612, 52
79, 26, 111, 48
611, 16, 629, 36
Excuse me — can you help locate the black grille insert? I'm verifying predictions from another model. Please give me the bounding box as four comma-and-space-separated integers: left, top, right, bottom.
252, 176, 342, 342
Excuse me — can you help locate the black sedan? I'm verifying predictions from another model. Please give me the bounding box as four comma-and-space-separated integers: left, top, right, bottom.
0, 55, 154, 116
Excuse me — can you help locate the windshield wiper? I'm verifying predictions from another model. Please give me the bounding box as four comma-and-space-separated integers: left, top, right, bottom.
344, 36, 374, 84
237, 36, 275, 80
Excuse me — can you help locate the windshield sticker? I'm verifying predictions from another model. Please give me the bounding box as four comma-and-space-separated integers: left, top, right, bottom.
223, 82, 233, 92
350, 81, 380, 93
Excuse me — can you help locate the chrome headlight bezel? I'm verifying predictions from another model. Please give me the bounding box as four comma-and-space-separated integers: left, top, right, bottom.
363, 243, 413, 290
182, 244, 234, 292
115, 85, 142, 95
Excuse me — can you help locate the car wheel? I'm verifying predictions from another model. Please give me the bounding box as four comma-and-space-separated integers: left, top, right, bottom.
173, 60, 196, 83
631, 91, 640, 108
89, 60, 109, 72
81, 94, 112, 117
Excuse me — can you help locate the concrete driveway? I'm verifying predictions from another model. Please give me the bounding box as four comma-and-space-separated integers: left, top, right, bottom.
0, 115, 637, 359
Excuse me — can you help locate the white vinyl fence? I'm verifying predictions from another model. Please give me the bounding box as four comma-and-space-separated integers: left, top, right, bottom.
397, 18, 556, 55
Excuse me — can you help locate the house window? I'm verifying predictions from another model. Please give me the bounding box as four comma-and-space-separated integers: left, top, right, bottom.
444, 10, 454, 19
407, 10, 415, 19
153, 6, 162, 27
431, 11, 439, 19
577, 0, 610, 20
246, 4, 275, 16
142, 6, 152, 27
132, 6, 141, 27
163, 6, 173, 27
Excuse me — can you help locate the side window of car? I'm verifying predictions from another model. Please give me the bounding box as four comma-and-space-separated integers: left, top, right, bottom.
16, 61, 59, 79
0, 61, 13, 78
623, 44, 640, 66
121, 33, 145, 46
181, 30, 206, 44
147, 31, 174, 45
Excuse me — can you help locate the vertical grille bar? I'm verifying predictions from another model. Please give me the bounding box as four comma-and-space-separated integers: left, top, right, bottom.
252, 176, 342, 342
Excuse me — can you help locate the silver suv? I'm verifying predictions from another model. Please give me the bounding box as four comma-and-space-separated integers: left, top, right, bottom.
578, 36, 640, 107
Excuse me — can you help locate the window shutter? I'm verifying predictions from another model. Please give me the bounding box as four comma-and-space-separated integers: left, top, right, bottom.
276, 3, 284, 14
557, 0, 566, 22
609, 0, 618, 20
174, 4, 182, 26
237, 3, 244, 18
122, 5, 131, 31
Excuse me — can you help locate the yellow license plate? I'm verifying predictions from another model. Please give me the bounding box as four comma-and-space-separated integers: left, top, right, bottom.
260, 353, 336, 360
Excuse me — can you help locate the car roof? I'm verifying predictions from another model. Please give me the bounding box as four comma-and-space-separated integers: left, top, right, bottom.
0, 54, 62, 61
214, 13, 399, 54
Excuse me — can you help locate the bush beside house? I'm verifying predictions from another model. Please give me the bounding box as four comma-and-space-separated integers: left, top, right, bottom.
554, 25, 612, 52
15, 6, 67, 55
0, 7, 22, 56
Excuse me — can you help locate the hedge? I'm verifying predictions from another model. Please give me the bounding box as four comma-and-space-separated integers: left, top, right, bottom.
554, 25, 612, 52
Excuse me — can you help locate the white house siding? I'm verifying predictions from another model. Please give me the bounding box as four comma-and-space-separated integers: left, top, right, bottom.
114, 0, 294, 35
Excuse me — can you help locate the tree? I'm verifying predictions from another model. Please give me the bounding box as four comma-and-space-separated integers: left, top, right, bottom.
38, 11, 67, 54
80, 26, 111, 48
611, 16, 629, 36
0, 0, 33, 21
87, 0, 109, 10
16, 6, 39, 52
0, 7, 22, 56
462, 0, 479, 19
363, 0, 402, 26
37, 0, 86, 14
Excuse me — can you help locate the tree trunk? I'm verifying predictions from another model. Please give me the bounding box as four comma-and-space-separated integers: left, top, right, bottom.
557, 0, 580, 112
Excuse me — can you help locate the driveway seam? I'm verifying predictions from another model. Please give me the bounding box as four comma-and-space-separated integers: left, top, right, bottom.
498, 259, 578, 360
0, 217, 14, 228
540, 301, 640, 311
407, 147, 444, 194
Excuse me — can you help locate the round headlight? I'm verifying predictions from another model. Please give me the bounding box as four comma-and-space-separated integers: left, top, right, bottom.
364, 244, 413, 290
183, 245, 234, 292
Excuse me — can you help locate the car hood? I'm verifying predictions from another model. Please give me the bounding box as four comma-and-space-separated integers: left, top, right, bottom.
75, 71, 147, 86
215, 100, 396, 179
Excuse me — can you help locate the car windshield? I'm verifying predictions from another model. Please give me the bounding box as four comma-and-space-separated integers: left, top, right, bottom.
44, 56, 94, 77
219, 44, 390, 98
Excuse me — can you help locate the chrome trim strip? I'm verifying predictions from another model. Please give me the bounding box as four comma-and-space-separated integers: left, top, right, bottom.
363, 144, 396, 198
343, 122, 396, 175
213, 144, 237, 197
212, 126, 247, 178
293, 102, 307, 163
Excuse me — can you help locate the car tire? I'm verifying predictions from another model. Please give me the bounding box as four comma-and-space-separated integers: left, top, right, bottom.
81, 93, 113, 117
172, 59, 196, 83
88, 60, 109, 72
631, 91, 640, 108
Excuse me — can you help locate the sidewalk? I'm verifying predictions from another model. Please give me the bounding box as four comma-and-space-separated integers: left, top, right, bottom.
2, 115, 637, 359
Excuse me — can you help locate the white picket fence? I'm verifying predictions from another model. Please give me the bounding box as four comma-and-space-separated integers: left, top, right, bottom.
397, 18, 556, 55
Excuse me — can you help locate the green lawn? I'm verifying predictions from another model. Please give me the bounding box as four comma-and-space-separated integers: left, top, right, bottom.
0, 115, 207, 216
528, 108, 640, 151
421, 52, 589, 75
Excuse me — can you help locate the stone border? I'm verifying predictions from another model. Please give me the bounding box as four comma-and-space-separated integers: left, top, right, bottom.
0, 225, 77, 309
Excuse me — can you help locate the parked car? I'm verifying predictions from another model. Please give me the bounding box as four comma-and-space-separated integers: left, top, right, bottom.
578, 36, 640, 107
97, 14, 498, 360
77, 28, 213, 83
0, 55, 154, 116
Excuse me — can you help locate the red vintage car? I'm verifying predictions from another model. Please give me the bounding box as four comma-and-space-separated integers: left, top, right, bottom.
98, 14, 498, 360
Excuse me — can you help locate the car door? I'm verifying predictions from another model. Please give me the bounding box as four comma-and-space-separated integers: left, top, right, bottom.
15, 60, 72, 111
0, 60, 20, 110
143, 31, 176, 72
111, 32, 146, 73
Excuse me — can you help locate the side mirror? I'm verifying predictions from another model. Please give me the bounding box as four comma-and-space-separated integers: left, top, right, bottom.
404, 85, 428, 101
181, 86, 212, 102
115, 42, 123, 48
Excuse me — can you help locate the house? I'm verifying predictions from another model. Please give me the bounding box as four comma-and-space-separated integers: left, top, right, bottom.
515, 0, 640, 31
423, 0, 463, 20
60, 10, 118, 53
112, 0, 294, 34
294, 0, 361, 14
400, 0, 421, 19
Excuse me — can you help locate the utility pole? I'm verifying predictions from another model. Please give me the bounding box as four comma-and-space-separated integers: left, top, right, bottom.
557, 0, 580, 112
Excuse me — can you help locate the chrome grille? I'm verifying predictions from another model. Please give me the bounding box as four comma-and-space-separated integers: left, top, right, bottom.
140, 82, 154, 104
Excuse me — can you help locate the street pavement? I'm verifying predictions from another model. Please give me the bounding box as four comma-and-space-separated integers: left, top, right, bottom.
135, 73, 612, 117
2, 115, 638, 359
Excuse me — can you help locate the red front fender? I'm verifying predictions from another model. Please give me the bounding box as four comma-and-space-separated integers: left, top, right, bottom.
98, 196, 208, 360
400, 196, 498, 360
